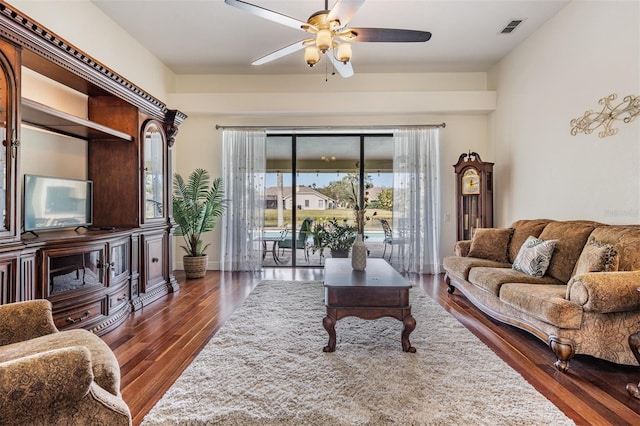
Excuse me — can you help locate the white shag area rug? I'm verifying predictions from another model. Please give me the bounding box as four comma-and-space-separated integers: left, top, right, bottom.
142, 280, 574, 425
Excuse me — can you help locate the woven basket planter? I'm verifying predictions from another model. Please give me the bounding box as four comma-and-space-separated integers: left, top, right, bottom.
183, 254, 208, 279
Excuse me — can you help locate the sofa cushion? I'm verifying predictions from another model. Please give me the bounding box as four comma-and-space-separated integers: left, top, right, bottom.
572, 237, 619, 277
512, 236, 557, 277
468, 228, 513, 263
454, 240, 471, 257
588, 225, 640, 271
0, 329, 120, 396
538, 221, 598, 283
508, 219, 552, 264
468, 267, 563, 296
443, 256, 510, 281
500, 284, 582, 329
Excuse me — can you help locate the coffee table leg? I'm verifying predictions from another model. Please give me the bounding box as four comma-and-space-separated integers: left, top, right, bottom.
323, 315, 336, 352
402, 314, 416, 353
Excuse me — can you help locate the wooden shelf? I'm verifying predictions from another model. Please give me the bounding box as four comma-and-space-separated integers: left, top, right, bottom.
21, 98, 133, 142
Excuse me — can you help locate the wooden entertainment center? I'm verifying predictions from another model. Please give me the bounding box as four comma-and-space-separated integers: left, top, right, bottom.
0, 3, 186, 334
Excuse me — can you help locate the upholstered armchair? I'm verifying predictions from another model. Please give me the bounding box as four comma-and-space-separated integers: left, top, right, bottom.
0, 300, 131, 425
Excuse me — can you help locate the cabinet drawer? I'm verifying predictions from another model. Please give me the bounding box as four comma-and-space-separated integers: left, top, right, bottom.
109, 284, 130, 312
53, 299, 105, 330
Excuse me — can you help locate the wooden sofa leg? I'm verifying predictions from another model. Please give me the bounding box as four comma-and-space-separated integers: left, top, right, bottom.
625, 331, 640, 399
444, 273, 455, 294
548, 336, 574, 372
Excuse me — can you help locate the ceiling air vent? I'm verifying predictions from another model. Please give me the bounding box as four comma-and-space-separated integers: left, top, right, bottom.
500, 19, 524, 34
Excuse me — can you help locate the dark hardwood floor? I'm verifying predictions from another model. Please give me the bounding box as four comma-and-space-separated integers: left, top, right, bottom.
103, 270, 640, 425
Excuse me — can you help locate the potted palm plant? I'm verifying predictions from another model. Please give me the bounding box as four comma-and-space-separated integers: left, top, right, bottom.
172, 168, 225, 279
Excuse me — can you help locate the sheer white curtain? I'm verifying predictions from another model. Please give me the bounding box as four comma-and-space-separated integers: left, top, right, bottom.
220, 129, 267, 272
390, 128, 442, 274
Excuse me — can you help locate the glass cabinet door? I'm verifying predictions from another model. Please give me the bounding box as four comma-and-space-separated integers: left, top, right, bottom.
47, 247, 106, 296
0, 51, 16, 238
142, 120, 165, 221
109, 240, 129, 282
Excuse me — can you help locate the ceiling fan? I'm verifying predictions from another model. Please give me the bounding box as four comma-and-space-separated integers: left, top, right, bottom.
224, 0, 432, 78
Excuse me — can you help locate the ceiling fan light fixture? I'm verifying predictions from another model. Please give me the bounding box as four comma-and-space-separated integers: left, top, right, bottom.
304, 45, 321, 67
335, 43, 352, 64
316, 29, 332, 53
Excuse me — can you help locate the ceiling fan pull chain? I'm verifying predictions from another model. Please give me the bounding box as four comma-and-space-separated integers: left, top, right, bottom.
325, 57, 328, 82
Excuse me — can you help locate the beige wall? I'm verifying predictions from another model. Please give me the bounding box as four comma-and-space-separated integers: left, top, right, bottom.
488, 0, 640, 226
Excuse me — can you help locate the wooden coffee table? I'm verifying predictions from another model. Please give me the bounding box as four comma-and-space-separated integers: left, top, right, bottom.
322, 258, 416, 353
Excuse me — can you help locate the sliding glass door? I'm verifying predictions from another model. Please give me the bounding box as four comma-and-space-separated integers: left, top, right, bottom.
264, 133, 393, 267
364, 136, 394, 260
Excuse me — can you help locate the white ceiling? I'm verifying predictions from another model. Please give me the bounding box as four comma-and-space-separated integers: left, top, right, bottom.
91, 0, 570, 76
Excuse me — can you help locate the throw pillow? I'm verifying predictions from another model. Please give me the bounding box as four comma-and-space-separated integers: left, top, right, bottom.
573, 237, 619, 276
512, 236, 557, 277
467, 228, 513, 263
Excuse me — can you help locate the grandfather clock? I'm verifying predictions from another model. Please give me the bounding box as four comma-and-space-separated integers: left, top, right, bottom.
453, 151, 494, 241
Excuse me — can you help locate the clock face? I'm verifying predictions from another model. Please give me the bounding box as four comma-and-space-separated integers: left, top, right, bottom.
462, 168, 480, 195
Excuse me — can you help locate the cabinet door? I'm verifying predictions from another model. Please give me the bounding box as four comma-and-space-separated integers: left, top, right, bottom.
142, 232, 166, 292
109, 238, 129, 285
0, 255, 17, 304
44, 245, 107, 298
142, 120, 166, 223
0, 42, 19, 241
107, 238, 130, 314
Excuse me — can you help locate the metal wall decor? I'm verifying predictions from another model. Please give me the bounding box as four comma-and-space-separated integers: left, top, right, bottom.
570, 94, 640, 138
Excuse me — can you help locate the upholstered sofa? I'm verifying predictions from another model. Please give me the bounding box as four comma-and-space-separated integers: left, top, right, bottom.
0, 300, 131, 425
443, 219, 640, 372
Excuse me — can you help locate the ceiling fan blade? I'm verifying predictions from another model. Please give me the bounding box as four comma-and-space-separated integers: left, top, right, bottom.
345, 28, 432, 42
327, 0, 365, 28
328, 54, 354, 78
252, 40, 306, 66
225, 0, 308, 31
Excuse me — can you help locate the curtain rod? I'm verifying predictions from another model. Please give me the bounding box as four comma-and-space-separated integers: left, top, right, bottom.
215, 123, 446, 131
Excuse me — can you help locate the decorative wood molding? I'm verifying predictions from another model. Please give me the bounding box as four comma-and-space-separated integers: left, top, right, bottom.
164, 109, 187, 147
570, 94, 640, 138
0, 2, 184, 122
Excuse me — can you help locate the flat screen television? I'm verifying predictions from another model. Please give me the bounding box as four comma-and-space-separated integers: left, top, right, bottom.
23, 174, 93, 232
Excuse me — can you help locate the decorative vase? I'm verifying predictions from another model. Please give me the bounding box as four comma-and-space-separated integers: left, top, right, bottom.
351, 234, 367, 271
183, 254, 208, 279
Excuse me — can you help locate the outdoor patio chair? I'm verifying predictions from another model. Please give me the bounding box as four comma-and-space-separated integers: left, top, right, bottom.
380, 218, 394, 260
278, 218, 313, 263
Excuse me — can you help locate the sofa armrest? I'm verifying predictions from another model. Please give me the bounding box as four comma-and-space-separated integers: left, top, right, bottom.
567, 271, 640, 313
81, 383, 132, 425
0, 300, 58, 346
454, 240, 472, 257
0, 346, 93, 419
